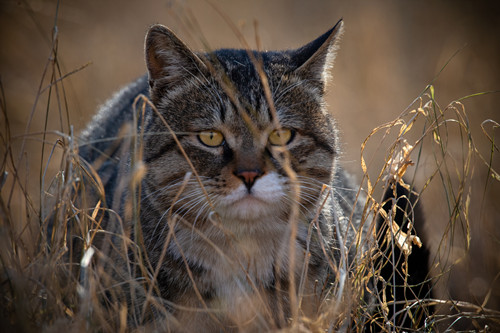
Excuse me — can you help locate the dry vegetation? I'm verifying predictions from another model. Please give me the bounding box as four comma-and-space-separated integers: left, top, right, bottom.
1, 1, 500, 332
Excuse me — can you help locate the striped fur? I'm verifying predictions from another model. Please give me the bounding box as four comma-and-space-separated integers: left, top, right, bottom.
79, 20, 369, 331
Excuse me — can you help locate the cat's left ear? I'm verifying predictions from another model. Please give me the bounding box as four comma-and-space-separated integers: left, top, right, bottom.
293, 19, 344, 91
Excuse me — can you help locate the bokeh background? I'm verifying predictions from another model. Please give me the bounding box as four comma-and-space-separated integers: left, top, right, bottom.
2, 0, 500, 325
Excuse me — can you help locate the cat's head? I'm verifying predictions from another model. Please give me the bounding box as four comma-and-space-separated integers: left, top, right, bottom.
141, 21, 344, 229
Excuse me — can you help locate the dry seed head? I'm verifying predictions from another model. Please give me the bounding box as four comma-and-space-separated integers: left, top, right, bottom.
384, 139, 414, 190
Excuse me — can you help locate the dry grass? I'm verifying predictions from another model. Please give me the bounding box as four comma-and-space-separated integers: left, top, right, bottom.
1, 3, 500, 333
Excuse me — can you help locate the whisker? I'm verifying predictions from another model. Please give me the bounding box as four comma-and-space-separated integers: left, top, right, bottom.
143, 177, 209, 201
190, 201, 212, 243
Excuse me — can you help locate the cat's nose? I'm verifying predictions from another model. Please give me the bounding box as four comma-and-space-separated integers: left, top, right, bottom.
235, 169, 263, 191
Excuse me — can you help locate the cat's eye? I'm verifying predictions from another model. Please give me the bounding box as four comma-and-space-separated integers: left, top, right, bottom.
198, 130, 225, 147
268, 128, 294, 146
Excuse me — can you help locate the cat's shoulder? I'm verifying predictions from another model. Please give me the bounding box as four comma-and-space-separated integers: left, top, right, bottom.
79, 74, 149, 161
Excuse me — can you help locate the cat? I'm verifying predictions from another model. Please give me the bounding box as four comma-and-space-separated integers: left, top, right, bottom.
76, 19, 431, 332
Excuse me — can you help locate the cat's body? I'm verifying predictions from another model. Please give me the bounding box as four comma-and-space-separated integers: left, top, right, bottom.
77, 20, 430, 331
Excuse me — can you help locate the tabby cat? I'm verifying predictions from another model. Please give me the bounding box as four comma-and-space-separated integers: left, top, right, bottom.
77, 19, 431, 332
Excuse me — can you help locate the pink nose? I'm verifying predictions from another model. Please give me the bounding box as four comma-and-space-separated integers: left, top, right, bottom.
235, 169, 263, 191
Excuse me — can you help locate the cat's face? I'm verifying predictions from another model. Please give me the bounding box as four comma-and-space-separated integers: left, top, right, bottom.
141, 23, 343, 230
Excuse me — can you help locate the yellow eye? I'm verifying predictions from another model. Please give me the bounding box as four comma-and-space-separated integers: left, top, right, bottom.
268, 128, 294, 146
198, 130, 224, 147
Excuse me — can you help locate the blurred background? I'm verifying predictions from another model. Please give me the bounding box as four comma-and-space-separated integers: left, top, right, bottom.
1, 0, 499, 325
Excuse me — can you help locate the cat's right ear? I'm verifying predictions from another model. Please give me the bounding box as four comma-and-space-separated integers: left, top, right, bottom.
145, 25, 207, 90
